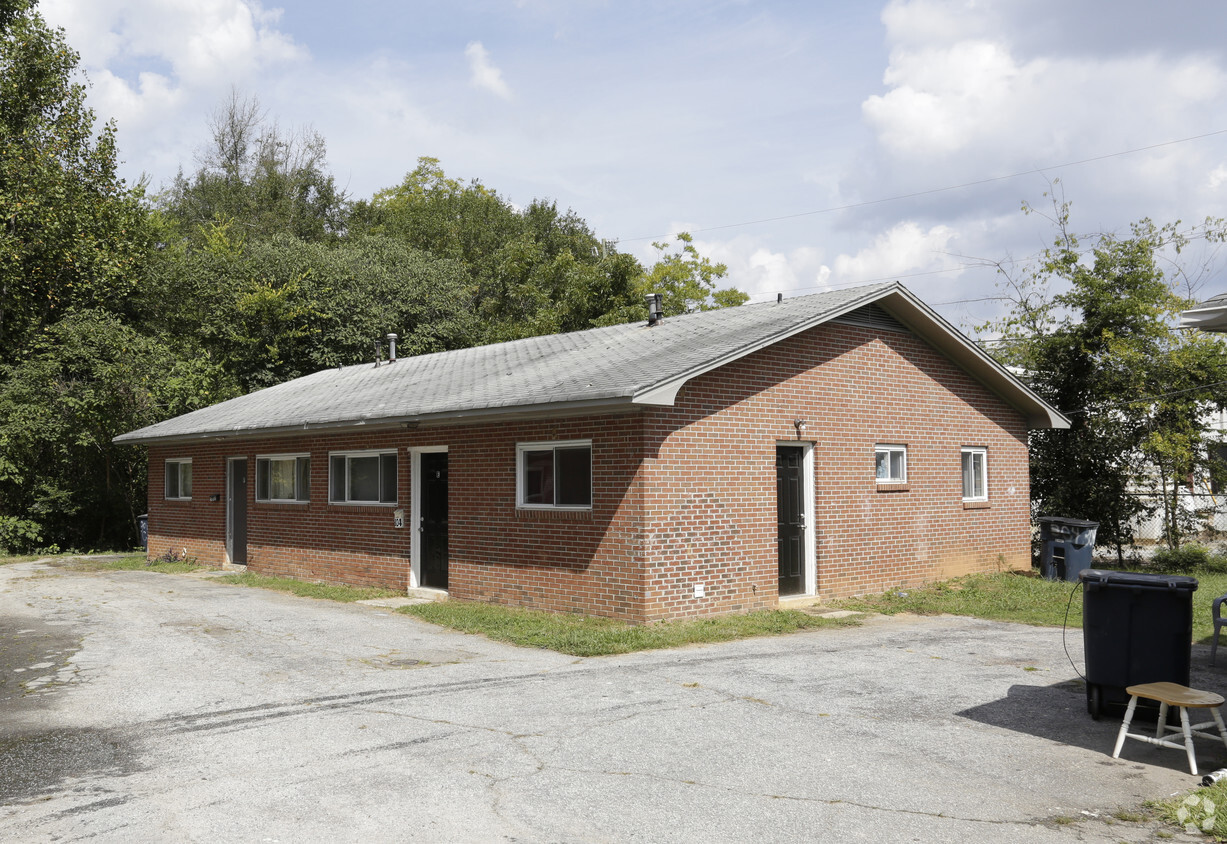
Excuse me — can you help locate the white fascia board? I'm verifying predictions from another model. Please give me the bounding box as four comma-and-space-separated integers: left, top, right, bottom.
1181, 304, 1227, 332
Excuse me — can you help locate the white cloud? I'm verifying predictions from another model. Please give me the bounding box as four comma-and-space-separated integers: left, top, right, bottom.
828, 222, 961, 284
693, 237, 830, 301
864, 0, 1227, 169
41, 0, 306, 147
464, 41, 512, 99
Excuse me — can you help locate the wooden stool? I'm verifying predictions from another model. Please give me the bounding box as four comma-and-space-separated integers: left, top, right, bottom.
1112, 682, 1227, 775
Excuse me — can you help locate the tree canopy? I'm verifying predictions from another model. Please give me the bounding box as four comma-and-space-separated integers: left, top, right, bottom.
983, 192, 1227, 554
159, 91, 348, 246
0, 0, 149, 365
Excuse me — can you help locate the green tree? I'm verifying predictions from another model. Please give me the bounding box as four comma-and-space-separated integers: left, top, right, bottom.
0, 0, 150, 364
161, 90, 347, 245
137, 234, 477, 392
0, 310, 237, 551
352, 158, 744, 342
983, 194, 1227, 555
641, 232, 747, 315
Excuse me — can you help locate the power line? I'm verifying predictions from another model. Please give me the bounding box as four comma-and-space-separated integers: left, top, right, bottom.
620, 128, 1227, 244
744, 223, 1227, 305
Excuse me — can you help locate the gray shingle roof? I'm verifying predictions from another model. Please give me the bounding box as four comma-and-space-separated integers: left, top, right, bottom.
115, 281, 1066, 444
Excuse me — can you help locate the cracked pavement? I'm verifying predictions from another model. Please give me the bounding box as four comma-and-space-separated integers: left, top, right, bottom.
0, 558, 1218, 842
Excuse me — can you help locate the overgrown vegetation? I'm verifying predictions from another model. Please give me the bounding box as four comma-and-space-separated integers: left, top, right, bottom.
830, 568, 1227, 644
400, 602, 858, 657
217, 571, 404, 603
1150, 543, 1227, 574
981, 184, 1227, 558
0, 553, 42, 565
66, 552, 203, 574
1151, 783, 1227, 839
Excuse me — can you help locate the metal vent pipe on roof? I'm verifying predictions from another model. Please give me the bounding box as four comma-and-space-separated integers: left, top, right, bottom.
646, 293, 664, 326
387, 333, 398, 363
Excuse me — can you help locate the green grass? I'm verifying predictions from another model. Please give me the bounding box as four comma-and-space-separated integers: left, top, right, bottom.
217, 571, 405, 602
829, 569, 1227, 645
69, 553, 205, 575
0, 553, 44, 566
400, 601, 860, 657
830, 571, 1082, 627
1150, 782, 1227, 840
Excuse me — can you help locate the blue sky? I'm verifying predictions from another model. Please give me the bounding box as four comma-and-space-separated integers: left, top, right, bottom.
39, 0, 1227, 332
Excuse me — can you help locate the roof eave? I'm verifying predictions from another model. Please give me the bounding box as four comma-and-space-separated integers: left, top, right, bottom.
878, 289, 1070, 430
631, 283, 1069, 430
112, 395, 642, 446
632, 283, 901, 406
1181, 304, 1227, 332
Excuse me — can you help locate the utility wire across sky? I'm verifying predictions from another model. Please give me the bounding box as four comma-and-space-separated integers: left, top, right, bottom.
623, 128, 1227, 245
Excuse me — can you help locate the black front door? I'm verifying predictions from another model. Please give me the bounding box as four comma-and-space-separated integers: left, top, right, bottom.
419, 452, 449, 589
776, 446, 804, 596
228, 458, 248, 565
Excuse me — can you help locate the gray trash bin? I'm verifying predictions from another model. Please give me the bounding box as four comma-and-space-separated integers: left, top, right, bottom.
1039, 516, 1098, 581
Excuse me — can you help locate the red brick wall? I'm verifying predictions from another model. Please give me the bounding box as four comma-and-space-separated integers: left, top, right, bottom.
637, 321, 1030, 621
145, 318, 1031, 624
147, 416, 649, 619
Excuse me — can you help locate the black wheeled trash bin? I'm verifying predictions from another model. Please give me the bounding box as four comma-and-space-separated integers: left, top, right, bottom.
137, 514, 148, 551
1079, 568, 1198, 720
1039, 517, 1098, 581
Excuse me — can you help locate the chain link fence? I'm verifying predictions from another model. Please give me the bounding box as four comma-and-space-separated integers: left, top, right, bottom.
1125, 492, 1227, 545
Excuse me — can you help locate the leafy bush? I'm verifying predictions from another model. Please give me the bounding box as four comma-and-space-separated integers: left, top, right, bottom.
1151, 544, 1227, 573
0, 515, 42, 554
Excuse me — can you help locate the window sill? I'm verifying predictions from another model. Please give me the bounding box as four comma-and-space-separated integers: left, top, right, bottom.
875, 483, 910, 493
328, 501, 399, 509
963, 500, 991, 510
516, 507, 593, 519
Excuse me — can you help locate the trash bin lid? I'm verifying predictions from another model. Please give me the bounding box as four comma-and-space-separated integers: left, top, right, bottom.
1038, 516, 1099, 529
1078, 569, 1199, 591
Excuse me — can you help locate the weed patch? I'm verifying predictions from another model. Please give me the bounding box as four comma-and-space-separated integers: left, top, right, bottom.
69, 554, 204, 575
400, 602, 859, 656
0, 554, 44, 566
829, 569, 1227, 645
1151, 784, 1227, 839
217, 571, 403, 603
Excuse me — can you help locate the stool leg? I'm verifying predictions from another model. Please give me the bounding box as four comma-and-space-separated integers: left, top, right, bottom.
1114, 695, 1139, 759
1156, 702, 1170, 739
1181, 707, 1199, 776
1213, 706, 1227, 752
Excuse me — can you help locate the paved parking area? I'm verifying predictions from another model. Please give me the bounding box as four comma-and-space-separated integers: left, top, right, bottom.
0, 559, 1217, 842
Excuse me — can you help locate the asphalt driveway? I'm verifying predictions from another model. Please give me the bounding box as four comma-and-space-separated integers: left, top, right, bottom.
1, 558, 1218, 842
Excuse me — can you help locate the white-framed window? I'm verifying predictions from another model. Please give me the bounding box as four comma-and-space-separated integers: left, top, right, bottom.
256, 454, 310, 503
874, 444, 907, 483
961, 447, 988, 501
517, 440, 592, 509
165, 458, 193, 500
329, 450, 397, 505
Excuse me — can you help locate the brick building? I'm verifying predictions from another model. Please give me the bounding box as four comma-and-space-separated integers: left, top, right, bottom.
116, 282, 1067, 623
